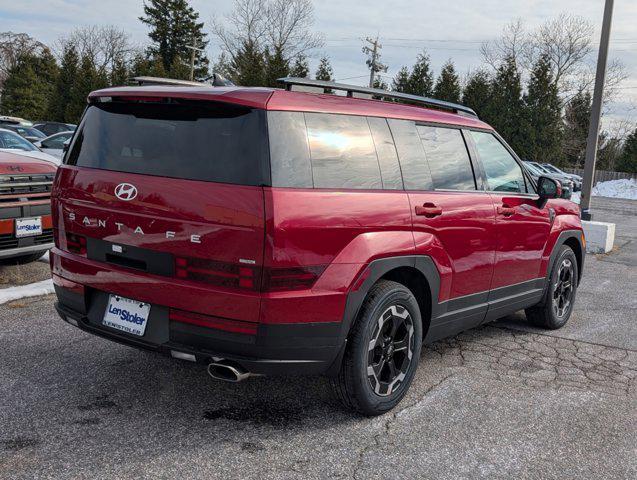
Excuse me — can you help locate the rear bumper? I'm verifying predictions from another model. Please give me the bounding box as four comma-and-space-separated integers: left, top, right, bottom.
54, 284, 346, 376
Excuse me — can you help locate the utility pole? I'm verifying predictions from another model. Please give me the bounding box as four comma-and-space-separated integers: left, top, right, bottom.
580, 0, 614, 221
363, 36, 387, 88
186, 37, 205, 81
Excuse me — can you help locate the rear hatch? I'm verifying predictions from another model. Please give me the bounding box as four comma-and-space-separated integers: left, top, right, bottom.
53, 95, 269, 323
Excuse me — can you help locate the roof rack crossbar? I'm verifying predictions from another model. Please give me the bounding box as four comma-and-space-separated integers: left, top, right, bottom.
277, 77, 478, 118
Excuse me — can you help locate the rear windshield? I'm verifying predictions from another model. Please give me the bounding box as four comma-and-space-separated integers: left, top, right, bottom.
66, 100, 268, 186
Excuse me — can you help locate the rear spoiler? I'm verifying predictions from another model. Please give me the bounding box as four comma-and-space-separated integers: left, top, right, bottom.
131, 74, 235, 88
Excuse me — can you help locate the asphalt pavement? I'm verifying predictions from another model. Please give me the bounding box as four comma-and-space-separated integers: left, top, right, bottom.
0, 196, 635, 480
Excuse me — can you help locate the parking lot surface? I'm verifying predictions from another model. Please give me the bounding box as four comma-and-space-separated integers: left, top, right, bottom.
1, 197, 635, 480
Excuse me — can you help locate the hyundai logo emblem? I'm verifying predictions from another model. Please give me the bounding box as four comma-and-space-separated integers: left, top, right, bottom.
114, 183, 138, 201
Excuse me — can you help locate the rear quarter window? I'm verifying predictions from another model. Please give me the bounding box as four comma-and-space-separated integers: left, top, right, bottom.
67, 101, 269, 186
268, 112, 403, 190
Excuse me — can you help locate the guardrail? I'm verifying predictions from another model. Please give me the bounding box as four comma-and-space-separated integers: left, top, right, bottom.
563, 168, 636, 183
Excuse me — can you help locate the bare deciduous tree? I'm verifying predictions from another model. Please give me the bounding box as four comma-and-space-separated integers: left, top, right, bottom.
0, 32, 46, 86
211, 0, 323, 63
56, 25, 133, 73
532, 13, 594, 92
480, 19, 533, 71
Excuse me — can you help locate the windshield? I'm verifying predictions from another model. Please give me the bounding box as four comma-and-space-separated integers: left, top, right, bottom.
13, 126, 46, 138
524, 163, 543, 176
0, 130, 39, 151
67, 100, 268, 185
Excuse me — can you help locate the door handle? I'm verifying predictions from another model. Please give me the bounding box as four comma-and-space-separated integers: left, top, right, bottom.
497, 204, 516, 217
415, 203, 443, 217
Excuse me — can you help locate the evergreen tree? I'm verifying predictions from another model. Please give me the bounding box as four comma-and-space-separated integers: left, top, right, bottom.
484, 55, 525, 155
462, 70, 491, 117
433, 60, 461, 103
392, 66, 411, 93
315, 56, 334, 81
315, 56, 334, 93
231, 39, 265, 86
48, 46, 79, 122
211, 52, 233, 80
523, 54, 563, 164
140, 0, 209, 79
406, 51, 433, 96
66, 54, 108, 123
130, 52, 168, 78
0, 50, 58, 120
616, 128, 637, 173
562, 91, 592, 168
264, 46, 290, 88
110, 57, 129, 86
290, 54, 310, 78
373, 77, 388, 90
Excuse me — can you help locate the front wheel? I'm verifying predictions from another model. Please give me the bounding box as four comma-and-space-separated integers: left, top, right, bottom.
525, 245, 579, 329
330, 280, 423, 416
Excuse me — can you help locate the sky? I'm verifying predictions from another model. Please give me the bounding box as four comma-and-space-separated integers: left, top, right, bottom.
1, 0, 636, 128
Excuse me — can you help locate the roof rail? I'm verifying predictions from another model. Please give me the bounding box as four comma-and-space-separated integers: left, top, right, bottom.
277, 77, 478, 118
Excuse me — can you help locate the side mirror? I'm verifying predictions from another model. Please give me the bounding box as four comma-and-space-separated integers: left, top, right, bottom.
62, 140, 70, 153
537, 176, 561, 208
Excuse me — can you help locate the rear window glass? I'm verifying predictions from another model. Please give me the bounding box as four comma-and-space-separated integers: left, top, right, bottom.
67, 101, 268, 186
305, 113, 382, 189
418, 126, 476, 190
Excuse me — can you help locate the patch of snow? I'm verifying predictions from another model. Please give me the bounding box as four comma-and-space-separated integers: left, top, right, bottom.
38, 251, 50, 263
569, 178, 637, 204
0, 279, 54, 305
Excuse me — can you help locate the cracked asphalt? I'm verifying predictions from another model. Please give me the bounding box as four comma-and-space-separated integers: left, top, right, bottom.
1, 197, 636, 479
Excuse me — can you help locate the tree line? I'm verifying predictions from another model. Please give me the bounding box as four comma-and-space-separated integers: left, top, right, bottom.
0, 0, 634, 173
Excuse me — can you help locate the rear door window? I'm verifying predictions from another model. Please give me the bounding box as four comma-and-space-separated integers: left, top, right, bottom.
388, 119, 433, 190
67, 101, 269, 186
469, 131, 527, 193
417, 126, 476, 190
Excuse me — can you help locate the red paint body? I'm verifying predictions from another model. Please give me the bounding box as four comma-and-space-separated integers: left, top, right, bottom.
51, 85, 583, 367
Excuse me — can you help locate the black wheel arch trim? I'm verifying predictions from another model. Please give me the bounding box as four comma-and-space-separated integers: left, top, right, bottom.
546, 229, 585, 290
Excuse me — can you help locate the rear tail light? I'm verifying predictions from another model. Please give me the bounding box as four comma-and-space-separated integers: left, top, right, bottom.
174, 257, 326, 292
261, 266, 326, 292
66, 232, 86, 255
169, 309, 258, 335
174, 257, 261, 291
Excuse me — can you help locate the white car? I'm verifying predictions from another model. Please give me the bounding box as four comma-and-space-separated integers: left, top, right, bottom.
0, 128, 60, 165
33, 131, 74, 160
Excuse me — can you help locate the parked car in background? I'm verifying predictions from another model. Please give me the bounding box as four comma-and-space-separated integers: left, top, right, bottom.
524, 161, 573, 199
33, 122, 77, 137
0, 150, 56, 264
0, 115, 32, 127
0, 124, 46, 143
50, 78, 585, 415
33, 131, 74, 160
0, 129, 60, 165
542, 163, 582, 191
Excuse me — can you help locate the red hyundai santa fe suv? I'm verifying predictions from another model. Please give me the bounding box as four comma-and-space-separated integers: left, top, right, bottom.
50, 77, 584, 415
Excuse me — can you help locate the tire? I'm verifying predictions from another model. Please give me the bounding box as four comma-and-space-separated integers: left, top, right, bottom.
330, 280, 423, 416
0, 250, 47, 266
525, 245, 578, 329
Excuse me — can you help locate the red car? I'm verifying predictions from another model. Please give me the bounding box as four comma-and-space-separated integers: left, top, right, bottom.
50, 78, 584, 415
1, 151, 55, 263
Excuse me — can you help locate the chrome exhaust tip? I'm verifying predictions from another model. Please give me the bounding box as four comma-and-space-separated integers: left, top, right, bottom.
207, 361, 251, 383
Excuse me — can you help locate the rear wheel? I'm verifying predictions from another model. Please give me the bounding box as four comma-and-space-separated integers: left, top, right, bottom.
525, 245, 578, 329
330, 280, 422, 416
